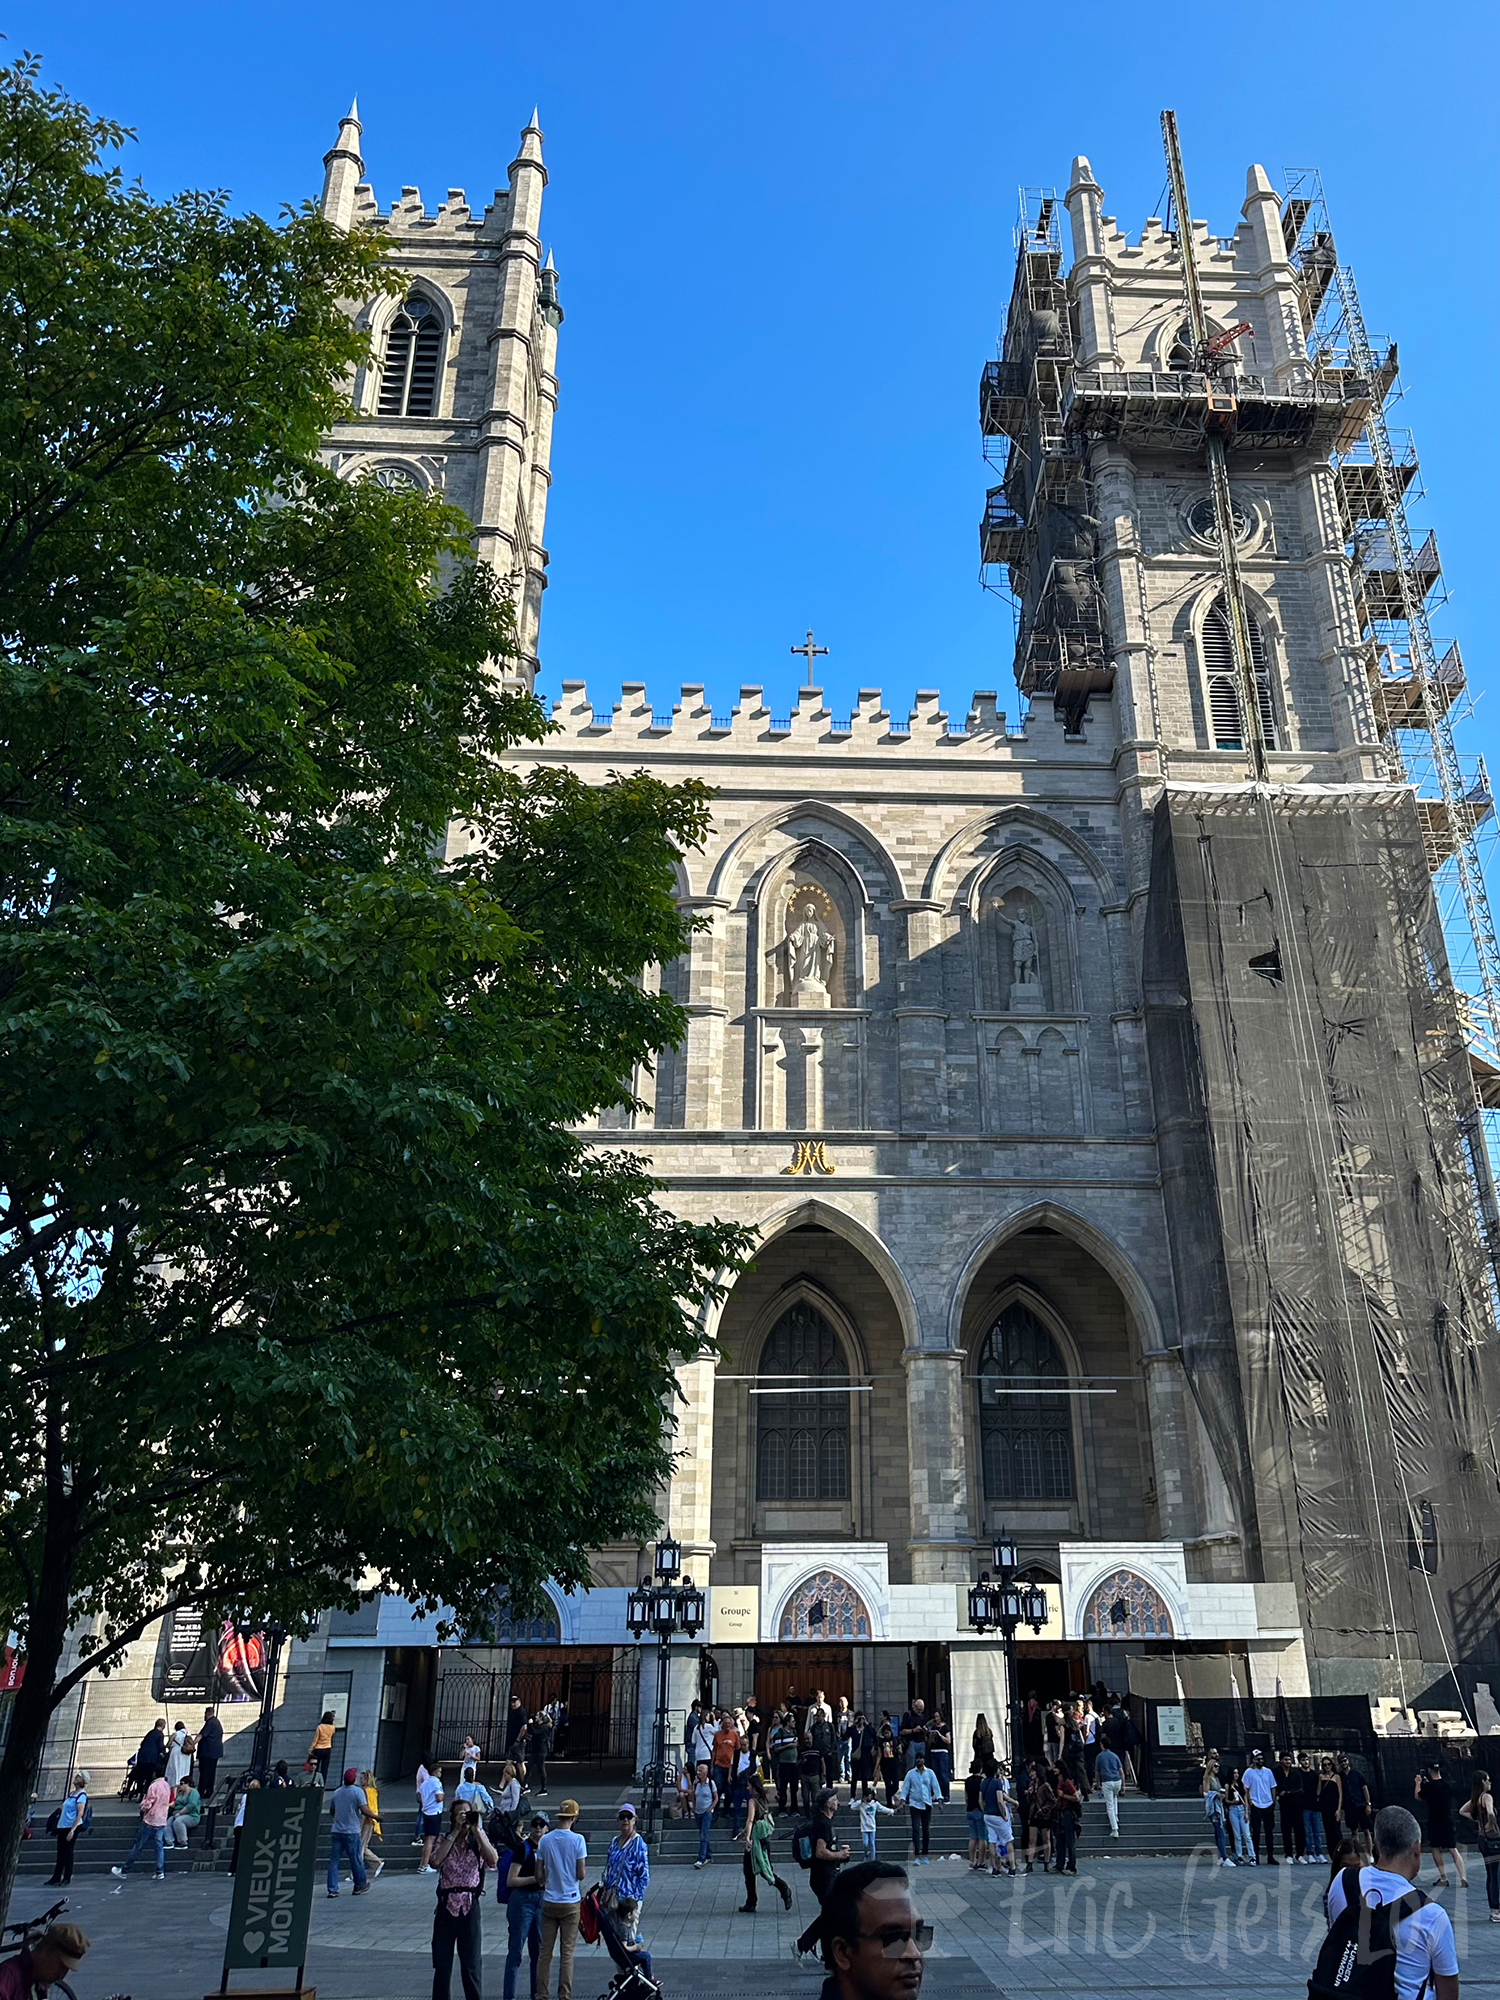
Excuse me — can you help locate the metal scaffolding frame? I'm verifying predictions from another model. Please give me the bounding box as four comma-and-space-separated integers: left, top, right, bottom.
1283, 169, 1500, 1086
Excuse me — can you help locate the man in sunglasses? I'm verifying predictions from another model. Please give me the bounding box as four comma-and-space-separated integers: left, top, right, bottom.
819, 1860, 929, 2000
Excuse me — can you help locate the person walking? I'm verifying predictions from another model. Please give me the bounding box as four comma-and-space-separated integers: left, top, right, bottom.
855, 1789, 895, 1862
525, 1711, 553, 1799
983, 1762, 1016, 1877
964, 1765, 987, 1870
499, 1811, 547, 2000
1094, 1742, 1124, 1838
1416, 1760, 1467, 1889
196, 1711, 224, 1803
1340, 1756, 1374, 1838
604, 1804, 649, 1908
326, 1769, 372, 1898
1082, 1703, 1100, 1792
505, 1696, 530, 1756
431, 1796, 498, 2000
535, 1799, 587, 2000
712, 1711, 741, 1813
836, 1697, 854, 1788
1460, 1771, 1500, 1922
46, 1772, 90, 1886
1243, 1748, 1278, 1865
1223, 1769, 1253, 1865
111, 1771, 172, 1879
898, 1747, 942, 1865
1320, 1806, 1459, 2000
792, 1789, 849, 1966
166, 1778, 201, 1849
360, 1769, 384, 1880
307, 1712, 337, 1786
739, 1778, 794, 1912
418, 1765, 447, 1875
1276, 1753, 1305, 1863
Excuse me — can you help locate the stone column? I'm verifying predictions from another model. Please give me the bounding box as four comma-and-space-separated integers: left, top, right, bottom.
680, 896, 729, 1128
903, 1348, 971, 1584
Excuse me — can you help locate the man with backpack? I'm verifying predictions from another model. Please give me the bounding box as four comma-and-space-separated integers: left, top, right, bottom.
1315, 1804, 1459, 2000
791, 1788, 849, 1968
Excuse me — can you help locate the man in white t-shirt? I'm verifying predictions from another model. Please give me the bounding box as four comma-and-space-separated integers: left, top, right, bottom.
1323, 1805, 1460, 2000
416, 1767, 445, 1875
536, 1798, 588, 2000
1242, 1749, 1278, 1865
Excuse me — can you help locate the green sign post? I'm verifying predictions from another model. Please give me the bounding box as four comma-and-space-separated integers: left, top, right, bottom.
220, 1786, 321, 1993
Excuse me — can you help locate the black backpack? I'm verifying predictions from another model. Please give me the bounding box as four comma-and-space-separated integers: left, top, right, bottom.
1308, 1866, 1427, 1999
792, 1822, 816, 1870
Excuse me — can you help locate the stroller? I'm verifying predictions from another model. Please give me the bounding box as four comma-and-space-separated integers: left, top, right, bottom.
591, 1894, 663, 2000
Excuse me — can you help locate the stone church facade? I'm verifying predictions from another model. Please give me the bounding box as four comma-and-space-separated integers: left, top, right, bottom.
37, 124, 1500, 1795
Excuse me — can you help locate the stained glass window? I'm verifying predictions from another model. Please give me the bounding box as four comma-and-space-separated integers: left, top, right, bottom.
756, 1302, 850, 1502
1080, 1569, 1175, 1639
978, 1302, 1074, 1503
778, 1570, 872, 1640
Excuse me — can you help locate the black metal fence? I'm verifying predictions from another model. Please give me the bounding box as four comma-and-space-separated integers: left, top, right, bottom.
434, 1649, 640, 1767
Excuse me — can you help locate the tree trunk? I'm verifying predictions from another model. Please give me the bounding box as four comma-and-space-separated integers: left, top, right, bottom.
0, 1560, 73, 1923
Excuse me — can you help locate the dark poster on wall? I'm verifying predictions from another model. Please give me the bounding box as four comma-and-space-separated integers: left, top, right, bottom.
151, 1611, 274, 1706
152, 1605, 211, 1704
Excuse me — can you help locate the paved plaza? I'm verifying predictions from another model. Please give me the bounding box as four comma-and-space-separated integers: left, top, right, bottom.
22, 1854, 1500, 2000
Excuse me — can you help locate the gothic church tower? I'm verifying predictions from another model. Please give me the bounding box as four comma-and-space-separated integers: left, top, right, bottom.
316, 101, 562, 680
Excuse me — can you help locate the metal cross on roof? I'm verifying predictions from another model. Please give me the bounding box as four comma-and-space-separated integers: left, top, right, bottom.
790, 629, 829, 685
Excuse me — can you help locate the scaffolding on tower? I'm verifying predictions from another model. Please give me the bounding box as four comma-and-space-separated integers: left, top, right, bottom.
1281, 168, 1500, 1142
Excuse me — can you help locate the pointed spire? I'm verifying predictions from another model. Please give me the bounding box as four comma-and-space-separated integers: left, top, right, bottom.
527, 105, 542, 132
510, 105, 548, 191
543, 247, 556, 271
321, 96, 365, 231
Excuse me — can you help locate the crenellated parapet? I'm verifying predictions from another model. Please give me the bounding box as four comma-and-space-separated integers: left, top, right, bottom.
347, 183, 514, 241
547, 680, 1034, 749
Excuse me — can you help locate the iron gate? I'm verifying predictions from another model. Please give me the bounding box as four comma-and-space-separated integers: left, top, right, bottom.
435, 1648, 640, 1766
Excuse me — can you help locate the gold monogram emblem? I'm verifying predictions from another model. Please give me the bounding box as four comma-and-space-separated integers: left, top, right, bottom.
782, 1140, 836, 1176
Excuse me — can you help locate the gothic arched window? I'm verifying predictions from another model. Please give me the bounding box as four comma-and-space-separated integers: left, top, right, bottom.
378, 294, 444, 418
756, 1301, 850, 1503
978, 1301, 1074, 1503
1202, 596, 1278, 752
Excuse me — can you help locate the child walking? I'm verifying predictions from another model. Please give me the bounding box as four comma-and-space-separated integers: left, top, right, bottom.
856, 1792, 895, 1860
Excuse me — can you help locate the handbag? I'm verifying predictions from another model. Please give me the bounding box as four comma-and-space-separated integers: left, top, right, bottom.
579, 1886, 603, 1946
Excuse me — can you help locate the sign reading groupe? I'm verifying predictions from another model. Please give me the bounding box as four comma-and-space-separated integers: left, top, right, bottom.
224, 1787, 320, 1975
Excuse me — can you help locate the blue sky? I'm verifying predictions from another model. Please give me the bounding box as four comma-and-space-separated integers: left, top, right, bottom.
17, 0, 1500, 753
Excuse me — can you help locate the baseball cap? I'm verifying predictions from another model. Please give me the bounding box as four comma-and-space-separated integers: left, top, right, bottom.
344, 1768, 360, 1784
617, 1804, 637, 1818
559, 1797, 581, 1818
530, 1810, 550, 1827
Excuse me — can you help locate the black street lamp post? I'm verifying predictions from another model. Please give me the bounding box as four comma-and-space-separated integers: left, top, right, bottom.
241, 1621, 288, 1783
626, 1535, 705, 1847
967, 1534, 1048, 1774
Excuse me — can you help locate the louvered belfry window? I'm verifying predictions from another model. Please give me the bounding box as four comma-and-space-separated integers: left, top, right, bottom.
1202, 596, 1278, 752
377, 295, 443, 418
756, 1301, 850, 1503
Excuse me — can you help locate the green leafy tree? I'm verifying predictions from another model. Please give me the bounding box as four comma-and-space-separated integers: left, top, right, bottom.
0, 56, 746, 1914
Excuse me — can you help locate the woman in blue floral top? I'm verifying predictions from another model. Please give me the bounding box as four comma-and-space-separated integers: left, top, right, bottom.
603, 1804, 650, 1906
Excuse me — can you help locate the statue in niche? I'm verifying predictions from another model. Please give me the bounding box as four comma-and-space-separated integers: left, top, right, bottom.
1004, 898, 1044, 1012
784, 898, 836, 1008
1012, 912, 1040, 989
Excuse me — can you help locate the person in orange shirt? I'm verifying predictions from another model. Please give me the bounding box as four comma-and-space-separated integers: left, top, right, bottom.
711, 1714, 741, 1816
307, 1712, 337, 1786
